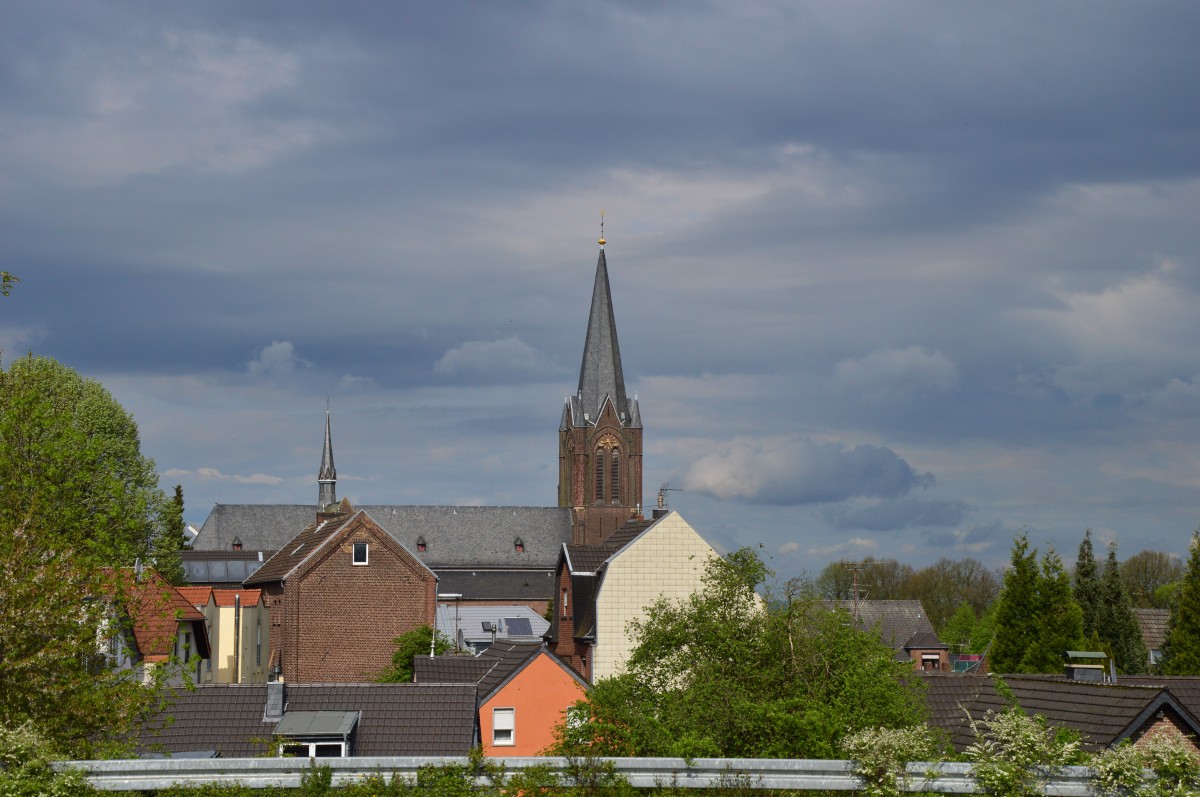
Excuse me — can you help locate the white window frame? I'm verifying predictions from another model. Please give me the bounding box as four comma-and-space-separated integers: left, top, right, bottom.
279, 740, 346, 758
492, 707, 515, 746
352, 542, 369, 565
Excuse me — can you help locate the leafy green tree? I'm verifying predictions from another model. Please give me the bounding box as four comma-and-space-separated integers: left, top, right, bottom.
0, 355, 166, 566
1018, 546, 1085, 673
1121, 549, 1184, 608
941, 602, 979, 655
1073, 530, 1101, 638
905, 557, 1000, 633
989, 535, 1041, 673
0, 520, 165, 758
557, 549, 926, 759
150, 485, 188, 586
1, 271, 16, 296
1160, 529, 1200, 675
379, 625, 452, 682
1098, 541, 1148, 674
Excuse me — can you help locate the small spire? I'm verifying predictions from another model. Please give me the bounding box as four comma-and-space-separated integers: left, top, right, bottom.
598, 209, 606, 248
318, 407, 336, 509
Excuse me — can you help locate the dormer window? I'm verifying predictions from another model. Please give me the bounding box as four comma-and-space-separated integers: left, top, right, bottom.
231, 536, 243, 552
416, 537, 427, 553
514, 538, 524, 554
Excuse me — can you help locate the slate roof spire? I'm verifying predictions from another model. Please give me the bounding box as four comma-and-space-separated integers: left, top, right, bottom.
573, 232, 637, 427
318, 406, 336, 509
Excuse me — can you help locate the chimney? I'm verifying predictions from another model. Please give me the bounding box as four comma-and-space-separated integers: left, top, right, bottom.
263, 680, 285, 723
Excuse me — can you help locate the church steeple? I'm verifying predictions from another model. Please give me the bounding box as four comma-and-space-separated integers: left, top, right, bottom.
318, 408, 336, 509
559, 226, 643, 544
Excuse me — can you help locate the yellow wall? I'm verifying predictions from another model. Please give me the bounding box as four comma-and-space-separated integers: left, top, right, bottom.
592, 511, 717, 680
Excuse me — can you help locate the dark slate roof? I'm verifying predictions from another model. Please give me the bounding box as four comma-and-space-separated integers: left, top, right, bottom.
433, 569, 556, 602
923, 674, 1200, 753
1117, 676, 1200, 722
905, 631, 948, 651
181, 550, 272, 586
196, 504, 571, 570
1134, 608, 1170, 651
604, 518, 656, 550
475, 641, 546, 700
564, 544, 613, 574
414, 656, 494, 684
244, 511, 355, 585
564, 248, 640, 431
138, 683, 478, 757
829, 600, 940, 653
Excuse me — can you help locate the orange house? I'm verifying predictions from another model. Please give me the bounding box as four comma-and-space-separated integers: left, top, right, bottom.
415, 640, 587, 756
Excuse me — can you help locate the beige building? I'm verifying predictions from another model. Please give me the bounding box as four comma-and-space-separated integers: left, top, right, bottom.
181, 586, 269, 684
549, 510, 718, 681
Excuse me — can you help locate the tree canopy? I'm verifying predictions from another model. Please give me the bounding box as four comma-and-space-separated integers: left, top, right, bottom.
1160, 530, 1200, 675
1073, 530, 1101, 639
379, 625, 452, 682
556, 548, 927, 759
1099, 541, 1148, 674
0, 354, 168, 566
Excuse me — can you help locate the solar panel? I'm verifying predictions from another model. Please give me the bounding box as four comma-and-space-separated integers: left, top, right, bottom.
504, 617, 533, 636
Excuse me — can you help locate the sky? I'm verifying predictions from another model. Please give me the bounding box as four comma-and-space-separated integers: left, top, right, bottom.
3, 1, 1200, 580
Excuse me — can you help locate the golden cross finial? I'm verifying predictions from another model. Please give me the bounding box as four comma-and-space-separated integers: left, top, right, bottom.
598, 210, 606, 247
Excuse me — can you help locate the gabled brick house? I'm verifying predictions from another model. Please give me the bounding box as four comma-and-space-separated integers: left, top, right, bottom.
245, 503, 437, 683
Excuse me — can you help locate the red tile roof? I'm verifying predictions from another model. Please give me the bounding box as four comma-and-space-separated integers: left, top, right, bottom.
106, 568, 208, 663
177, 586, 213, 607
213, 588, 262, 607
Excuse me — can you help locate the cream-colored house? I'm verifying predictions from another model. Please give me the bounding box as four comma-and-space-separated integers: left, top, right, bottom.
180, 586, 269, 684
548, 510, 718, 681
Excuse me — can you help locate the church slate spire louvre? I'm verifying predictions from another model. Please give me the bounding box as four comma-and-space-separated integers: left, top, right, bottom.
559, 235, 643, 544
318, 409, 337, 510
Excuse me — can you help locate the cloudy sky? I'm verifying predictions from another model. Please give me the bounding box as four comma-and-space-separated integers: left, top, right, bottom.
4, 2, 1200, 578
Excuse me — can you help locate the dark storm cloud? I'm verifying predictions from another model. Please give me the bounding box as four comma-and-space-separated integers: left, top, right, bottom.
5, 1, 1200, 574
822, 498, 971, 532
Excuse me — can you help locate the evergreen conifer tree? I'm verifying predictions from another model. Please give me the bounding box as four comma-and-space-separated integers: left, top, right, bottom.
1073, 530, 1101, 638
1160, 530, 1200, 675
990, 534, 1040, 673
1018, 546, 1085, 673
1099, 541, 1148, 673
150, 485, 187, 586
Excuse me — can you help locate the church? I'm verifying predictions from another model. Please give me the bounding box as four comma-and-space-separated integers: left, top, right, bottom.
188, 232, 649, 623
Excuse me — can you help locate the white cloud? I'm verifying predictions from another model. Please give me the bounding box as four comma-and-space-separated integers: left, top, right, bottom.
682, 435, 934, 505
434, 336, 556, 376
806, 537, 878, 559
247, 341, 311, 376
164, 466, 283, 485
832, 346, 957, 397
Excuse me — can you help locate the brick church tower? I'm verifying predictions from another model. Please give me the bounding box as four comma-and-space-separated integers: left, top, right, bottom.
558, 229, 643, 544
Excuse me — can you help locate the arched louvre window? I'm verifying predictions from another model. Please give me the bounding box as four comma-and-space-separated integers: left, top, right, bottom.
610, 448, 620, 504
594, 452, 605, 503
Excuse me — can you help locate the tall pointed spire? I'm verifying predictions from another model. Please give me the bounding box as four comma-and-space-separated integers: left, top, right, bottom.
318, 406, 336, 509
576, 242, 632, 425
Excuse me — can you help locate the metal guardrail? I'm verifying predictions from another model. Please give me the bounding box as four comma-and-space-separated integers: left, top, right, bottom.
56, 756, 1098, 793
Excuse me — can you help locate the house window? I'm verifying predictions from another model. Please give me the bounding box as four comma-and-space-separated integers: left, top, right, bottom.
561, 588, 569, 618
492, 707, 515, 746
231, 536, 243, 551
280, 741, 346, 758
352, 542, 368, 565
256, 621, 262, 666
514, 538, 524, 554
417, 537, 427, 553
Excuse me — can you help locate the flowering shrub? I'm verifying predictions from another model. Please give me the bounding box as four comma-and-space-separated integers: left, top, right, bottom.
964, 708, 1081, 797
841, 725, 945, 797
1091, 733, 1200, 797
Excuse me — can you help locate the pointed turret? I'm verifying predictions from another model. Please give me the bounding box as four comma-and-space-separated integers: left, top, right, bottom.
318, 409, 336, 509
558, 228, 644, 544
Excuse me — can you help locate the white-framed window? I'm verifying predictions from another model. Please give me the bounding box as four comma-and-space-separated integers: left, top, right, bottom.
492, 707, 515, 746
280, 741, 346, 758
352, 542, 368, 565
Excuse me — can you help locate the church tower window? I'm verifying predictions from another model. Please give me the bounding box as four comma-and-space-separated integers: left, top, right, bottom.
610, 448, 620, 504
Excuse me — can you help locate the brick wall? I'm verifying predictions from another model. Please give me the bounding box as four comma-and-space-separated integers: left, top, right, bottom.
280, 518, 436, 683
